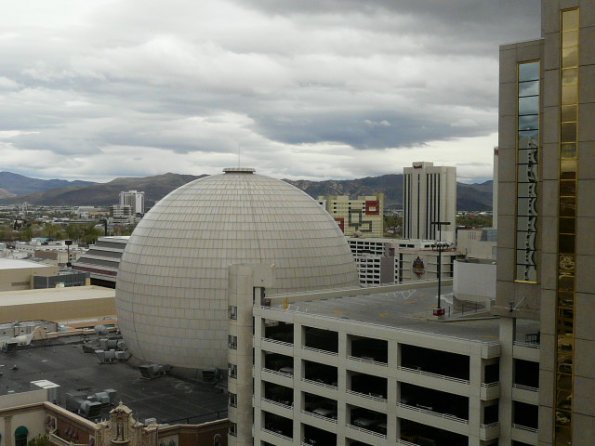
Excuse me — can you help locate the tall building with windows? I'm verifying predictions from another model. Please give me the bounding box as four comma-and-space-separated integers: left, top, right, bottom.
119, 190, 145, 215
403, 162, 456, 242
494, 1, 595, 445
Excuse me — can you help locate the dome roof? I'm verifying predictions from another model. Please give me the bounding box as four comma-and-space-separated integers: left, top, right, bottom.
115, 168, 359, 369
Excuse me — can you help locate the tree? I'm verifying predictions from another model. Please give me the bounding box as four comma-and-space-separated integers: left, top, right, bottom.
28, 435, 51, 446
80, 224, 102, 246
65, 224, 82, 242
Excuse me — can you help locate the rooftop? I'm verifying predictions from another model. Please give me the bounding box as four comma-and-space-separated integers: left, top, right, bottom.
268, 282, 538, 344
0, 285, 114, 307
0, 258, 54, 270
0, 335, 227, 424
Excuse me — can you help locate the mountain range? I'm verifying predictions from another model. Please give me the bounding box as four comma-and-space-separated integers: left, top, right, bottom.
0, 171, 493, 211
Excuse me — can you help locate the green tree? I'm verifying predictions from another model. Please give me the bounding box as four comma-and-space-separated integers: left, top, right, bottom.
383, 214, 403, 238
80, 224, 102, 246
456, 213, 493, 228
65, 224, 82, 242
28, 435, 51, 446
44, 223, 65, 240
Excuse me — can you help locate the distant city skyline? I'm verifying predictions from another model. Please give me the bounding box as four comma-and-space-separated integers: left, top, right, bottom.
0, 1, 539, 183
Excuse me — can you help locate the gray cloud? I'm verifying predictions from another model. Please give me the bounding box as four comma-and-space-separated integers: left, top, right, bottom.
0, 0, 540, 182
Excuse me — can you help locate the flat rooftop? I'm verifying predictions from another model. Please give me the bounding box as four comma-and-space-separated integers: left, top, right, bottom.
0, 258, 54, 270
0, 335, 227, 424
0, 285, 114, 306
272, 283, 538, 344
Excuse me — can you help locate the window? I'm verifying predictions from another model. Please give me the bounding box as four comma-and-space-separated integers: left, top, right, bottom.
228, 335, 237, 349
229, 392, 237, 408
14, 426, 28, 446
228, 363, 237, 379
229, 423, 237, 437
515, 60, 540, 282
229, 305, 237, 320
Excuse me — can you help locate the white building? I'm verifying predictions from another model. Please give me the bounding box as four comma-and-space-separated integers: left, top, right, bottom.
403, 162, 456, 242
119, 190, 145, 215
348, 237, 457, 287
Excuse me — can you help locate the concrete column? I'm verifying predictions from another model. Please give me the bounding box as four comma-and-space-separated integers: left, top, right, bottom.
4, 415, 13, 446
227, 264, 273, 446
499, 317, 516, 446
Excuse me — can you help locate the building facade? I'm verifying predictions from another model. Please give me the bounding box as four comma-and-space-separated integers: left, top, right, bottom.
0, 390, 227, 446
494, 1, 595, 445
318, 195, 384, 238
403, 162, 456, 242
119, 190, 145, 215
347, 237, 457, 287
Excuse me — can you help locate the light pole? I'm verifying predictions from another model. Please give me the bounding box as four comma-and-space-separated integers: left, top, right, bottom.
431, 221, 451, 317
65, 240, 72, 268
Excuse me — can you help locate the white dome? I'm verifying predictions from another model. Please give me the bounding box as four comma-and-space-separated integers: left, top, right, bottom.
115, 168, 359, 369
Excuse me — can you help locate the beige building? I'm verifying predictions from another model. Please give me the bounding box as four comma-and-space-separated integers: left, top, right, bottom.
0, 285, 115, 325
0, 259, 58, 292
494, 1, 594, 445
0, 389, 227, 446
318, 194, 384, 237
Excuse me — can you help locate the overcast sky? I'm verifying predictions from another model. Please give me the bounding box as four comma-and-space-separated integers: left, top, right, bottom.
0, 0, 540, 183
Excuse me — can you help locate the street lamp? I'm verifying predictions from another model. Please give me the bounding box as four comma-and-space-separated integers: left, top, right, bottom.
65, 240, 72, 268
431, 221, 451, 317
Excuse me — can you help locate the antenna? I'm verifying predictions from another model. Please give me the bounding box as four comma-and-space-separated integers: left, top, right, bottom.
238, 144, 241, 168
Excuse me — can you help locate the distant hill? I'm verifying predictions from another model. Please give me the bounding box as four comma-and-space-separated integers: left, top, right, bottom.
286, 175, 493, 211
0, 171, 95, 196
0, 172, 493, 211
0, 173, 203, 207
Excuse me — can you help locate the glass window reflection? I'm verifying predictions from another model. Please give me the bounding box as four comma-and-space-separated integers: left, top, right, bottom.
519, 62, 540, 82
519, 96, 539, 115
519, 80, 539, 97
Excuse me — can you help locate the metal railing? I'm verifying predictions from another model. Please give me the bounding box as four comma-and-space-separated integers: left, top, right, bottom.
301, 377, 337, 390
262, 338, 293, 347
262, 398, 293, 411
263, 428, 292, 441
346, 389, 387, 402
301, 409, 338, 423
397, 440, 422, 446
303, 345, 339, 356
262, 367, 293, 378
396, 402, 468, 424
513, 383, 539, 392
347, 424, 387, 438
348, 355, 388, 367
513, 423, 538, 433
397, 366, 470, 384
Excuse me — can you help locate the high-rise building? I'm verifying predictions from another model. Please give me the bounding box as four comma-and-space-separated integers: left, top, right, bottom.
403, 162, 456, 241
318, 194, 384, 238
119, 190, 145, 215
494, 2, 595, 445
